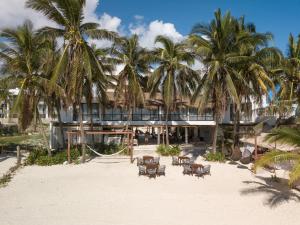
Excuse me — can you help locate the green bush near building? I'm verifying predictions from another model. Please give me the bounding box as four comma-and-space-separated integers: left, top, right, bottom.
204, 151, 225, 162
156, 144, 181, 156
26, 148, 81, 166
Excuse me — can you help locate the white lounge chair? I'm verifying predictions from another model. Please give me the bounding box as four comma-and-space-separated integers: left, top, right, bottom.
138, 165, 147, 176
172, 156, 179, 165
195, 165, 211, 178
157, 165, 166, 176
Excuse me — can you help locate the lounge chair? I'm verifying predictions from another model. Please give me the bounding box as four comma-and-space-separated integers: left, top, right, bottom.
182, 158, 191, 166
147, 168, 157, 178
136, 157, 143, 166
138, 165, 147, 176
153, 157, 160, 164
172, 156, 179, 165
183, 165, 192, 175
195, 165, 211, 178
157, 165, 166, 176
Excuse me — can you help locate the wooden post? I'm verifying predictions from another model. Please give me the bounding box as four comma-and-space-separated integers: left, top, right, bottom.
185, 127, 188, 144
130, 132, 134, 163
254, 135, 258, 160
17, 145, 21, 166
67, 132, 71, 163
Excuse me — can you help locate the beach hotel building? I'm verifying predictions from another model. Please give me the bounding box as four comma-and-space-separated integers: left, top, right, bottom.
0, 87, 280, 149
47, 87, 270, 149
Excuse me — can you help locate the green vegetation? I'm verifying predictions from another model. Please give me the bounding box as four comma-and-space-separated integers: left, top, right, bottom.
156, 144, 181, 156
88, 143, 129, 155
254, 127, 300, 186
0, 1, 299, 166
26, 148, 81, 166
204, 152, 226, 162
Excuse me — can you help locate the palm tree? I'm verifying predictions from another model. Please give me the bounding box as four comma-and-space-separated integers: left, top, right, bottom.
189, 9, 278, 153
254, 127, 300, 186
189, 9, 247, 153
231, 19, 280, 148
148, 35, 198, 145
0, 20, 60, 155
112, 35, 149, 130
26, 0, 119, 162
271, 34, 300, 117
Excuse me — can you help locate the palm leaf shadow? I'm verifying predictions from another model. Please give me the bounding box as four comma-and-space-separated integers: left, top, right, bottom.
241, 176, 300, 208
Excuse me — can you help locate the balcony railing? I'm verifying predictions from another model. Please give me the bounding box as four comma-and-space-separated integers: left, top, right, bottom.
101, 113, 214, 121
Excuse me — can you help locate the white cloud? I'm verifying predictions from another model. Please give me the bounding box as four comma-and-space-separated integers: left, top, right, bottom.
0, 0, 56, 29
0, 0, 185, 50
130, 20, 184, 49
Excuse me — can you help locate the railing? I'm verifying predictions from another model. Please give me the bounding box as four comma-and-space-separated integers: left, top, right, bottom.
101, 113, 214, 121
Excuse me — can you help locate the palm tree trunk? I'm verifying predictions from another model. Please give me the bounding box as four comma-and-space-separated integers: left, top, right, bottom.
212, 113, 219, 154
79, 104, 86, 163
55, 100, 65, 149
165, 107, 169, 146
38, 118, 51, 156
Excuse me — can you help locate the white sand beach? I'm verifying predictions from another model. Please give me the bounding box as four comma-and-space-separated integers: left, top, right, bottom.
0, 156, 300, 225
0, 153, 17, 176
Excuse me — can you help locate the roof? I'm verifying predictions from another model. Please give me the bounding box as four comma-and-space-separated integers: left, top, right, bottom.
240, 132, 300, 152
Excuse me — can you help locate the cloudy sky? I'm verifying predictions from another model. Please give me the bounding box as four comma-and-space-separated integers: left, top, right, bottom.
0, 0, 299, 51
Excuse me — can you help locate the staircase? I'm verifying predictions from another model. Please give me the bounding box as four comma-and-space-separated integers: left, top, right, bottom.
133, 144, 158, 156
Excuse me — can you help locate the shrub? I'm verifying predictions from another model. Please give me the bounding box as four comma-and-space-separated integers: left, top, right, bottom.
26, 148, 80, 166
204, 151, 225, 162
156, 144, 181, 156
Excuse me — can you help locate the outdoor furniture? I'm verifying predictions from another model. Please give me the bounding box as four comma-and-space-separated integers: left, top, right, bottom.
153, 157, 160, 164
147, 168, 157, 178
138, 165, 147, 176
146, 164, 158, 178
182, 158, 192, 166
143, 156, 154, 164
195, 165, 211, 178
157, 165, 166, 176
191, 163, 204, 175
136, 157, 143, 166
183, 165, 192, 175
172, 156, 179, 165
178, 156, 190, 165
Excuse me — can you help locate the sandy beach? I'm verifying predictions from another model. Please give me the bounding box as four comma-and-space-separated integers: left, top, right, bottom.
0, 153, 17, 176
0, 155, 300, 225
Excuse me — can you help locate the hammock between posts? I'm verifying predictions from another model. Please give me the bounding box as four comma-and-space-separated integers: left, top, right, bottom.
86, 144, 128, 157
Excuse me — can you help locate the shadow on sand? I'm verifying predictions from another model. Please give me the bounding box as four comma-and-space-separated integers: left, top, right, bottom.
240, 175, 300, 208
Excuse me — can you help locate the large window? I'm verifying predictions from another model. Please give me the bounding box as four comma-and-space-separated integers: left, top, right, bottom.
81, 103, 100, 121
132, 107, 159, 121
102, 107, 125, 121
189, 107, 213, 121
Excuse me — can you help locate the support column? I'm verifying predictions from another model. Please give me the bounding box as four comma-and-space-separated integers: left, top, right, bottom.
176, 127, 180, 140
157, 127, 161, 145
185, 127, 188, 144
193, 126, 198, 141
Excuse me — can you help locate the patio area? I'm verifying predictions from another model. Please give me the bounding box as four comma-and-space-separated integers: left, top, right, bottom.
0, 156, 300, 225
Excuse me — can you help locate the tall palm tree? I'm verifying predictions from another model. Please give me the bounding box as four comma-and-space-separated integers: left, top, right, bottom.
112, 35, 149, 130
189, 9, 247, 153
0, 20, 61, 155
271, 34, 300, 116
148, 35, 198, 145
254, 127, 300, 187
189, 9, 278, 153
231, 18, 280, 148
26, 0, 119, 162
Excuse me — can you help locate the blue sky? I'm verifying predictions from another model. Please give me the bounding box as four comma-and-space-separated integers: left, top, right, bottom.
97, 0, 300, 53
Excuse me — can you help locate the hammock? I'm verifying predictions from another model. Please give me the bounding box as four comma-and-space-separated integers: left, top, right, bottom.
86, 144, 128, 157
